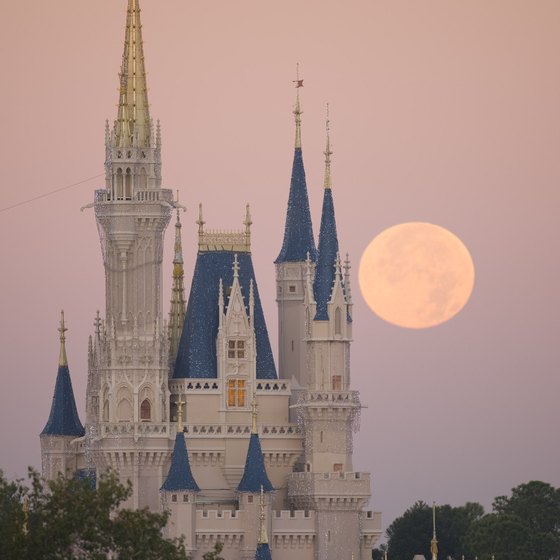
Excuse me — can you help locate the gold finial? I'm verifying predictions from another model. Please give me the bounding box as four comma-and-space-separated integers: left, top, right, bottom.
59, 310, 68, 367
293, 63, 303, 149
431, 502, 438, 560
384, 551, 388, 560
176, 396, 185, 433
251, 392, 258, 434
258, 485, 268, 544
323, 103, 333, 190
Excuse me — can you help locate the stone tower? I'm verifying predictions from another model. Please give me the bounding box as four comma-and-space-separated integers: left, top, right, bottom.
275, 81, 317, 398
85, 0, 174, 509
287, 115, 372, 560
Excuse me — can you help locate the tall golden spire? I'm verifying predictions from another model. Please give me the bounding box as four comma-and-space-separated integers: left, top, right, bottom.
58, 310, 68, 367
431, 502, 438, 560
176, 396, 185, 433
293, 63, 304, 149
258, 485, 268, 544
323, 103, 333, 190
116, 0, 151, 148
251, 392, 258, 434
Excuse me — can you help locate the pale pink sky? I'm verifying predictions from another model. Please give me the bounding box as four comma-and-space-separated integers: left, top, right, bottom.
1, 0, 559, 532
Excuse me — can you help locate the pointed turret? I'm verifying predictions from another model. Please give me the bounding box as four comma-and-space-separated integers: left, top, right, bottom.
313, 109, 340, 320
161, 397, 200, 492
115, 0, 151, 148
237, 396, 274, 493
168, 200, 186, 369
275, 68, 317, 264
41, 312, 85, 437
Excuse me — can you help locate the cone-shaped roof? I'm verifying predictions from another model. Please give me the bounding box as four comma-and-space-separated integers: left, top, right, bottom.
115, 0, 151, 147
313, 187, 339, 320
237, 433, 274, 493
41, 313, 84, 437
161, 432, 200, 492
173, 251, 276, 379
255, 543, 273, 560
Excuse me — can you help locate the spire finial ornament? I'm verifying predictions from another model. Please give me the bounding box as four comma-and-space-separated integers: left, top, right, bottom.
115, 0, 151, 148
176, 396, 185, 433
233, 253, 240, 279
293, 63, 304, 149
251, 392, 258, 434
59, 310, 68, 367
431, 501, 438, 560
258, 485, 268, 544
323, 103, 333, 190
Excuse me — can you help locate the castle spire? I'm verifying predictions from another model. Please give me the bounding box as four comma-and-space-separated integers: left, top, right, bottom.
313, 111, 340, 319
275, 66, 317, 264
168, 197, 186, 369
41, 313, 85, 437
115, 0, 151, 148
58, 310, 68, 367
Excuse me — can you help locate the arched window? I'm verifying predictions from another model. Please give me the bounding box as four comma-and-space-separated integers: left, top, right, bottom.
115, 168, 123, 200
334, 307, 342, 335
140, 399, 151, 421
103, 400, 109, 422
125, 168, 133, 200
117, 398, 132, 421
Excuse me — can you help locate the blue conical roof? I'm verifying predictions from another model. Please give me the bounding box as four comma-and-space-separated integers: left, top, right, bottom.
161, 432, 200, 492
313, 187, 339, 320
237, 433, 274, 493
41, 364, 85, 437
173, 251, 276, 379
275, 148, 317, 263
255, 542, 273, 560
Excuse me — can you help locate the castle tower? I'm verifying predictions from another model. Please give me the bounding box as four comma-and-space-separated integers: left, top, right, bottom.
288, 113, 371, 560
275, 74, 317, 391
86, 0, 174, 510
41, 311, 85, 480
237, 397, 274, 560
160, 397, 200, 554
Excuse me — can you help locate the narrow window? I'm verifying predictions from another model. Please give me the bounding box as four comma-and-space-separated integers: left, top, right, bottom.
335, 307, 342, 335
140, 399, 151, 421
227, 379, 246, 407
332, 375, 342, 391
171, 494, 177, 502
115, 169, 123, 200
125, 168, 132, 199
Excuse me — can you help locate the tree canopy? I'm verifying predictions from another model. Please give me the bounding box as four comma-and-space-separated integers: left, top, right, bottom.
0, 468, 188, 560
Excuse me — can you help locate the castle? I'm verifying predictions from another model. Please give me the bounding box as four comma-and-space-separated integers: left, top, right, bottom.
39, 1, 381, 558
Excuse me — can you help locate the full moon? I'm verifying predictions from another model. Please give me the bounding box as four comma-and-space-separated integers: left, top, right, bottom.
359, 222, 475, 329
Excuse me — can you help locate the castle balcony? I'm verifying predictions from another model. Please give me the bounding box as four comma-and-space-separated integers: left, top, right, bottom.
298, 390, 361, 406
169, 378, 292, 395
179, 423, 300, 439
95, 188, 174, 205
97, 421, 169, 439
287, 472, 371, 511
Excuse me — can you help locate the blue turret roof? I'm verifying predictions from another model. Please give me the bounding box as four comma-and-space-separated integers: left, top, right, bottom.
255, 543, 273, 560
313, 187, 339, 320
173, 251, 276, 379
41, 364, 85, 437
161, 432, 200, 492
237, 433, 274, 493
275, 148, 317, 263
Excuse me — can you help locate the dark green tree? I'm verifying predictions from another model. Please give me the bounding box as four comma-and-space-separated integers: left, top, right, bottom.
465, 481, 560, 560
386, 500, 484, 560
0, 468, 188, 560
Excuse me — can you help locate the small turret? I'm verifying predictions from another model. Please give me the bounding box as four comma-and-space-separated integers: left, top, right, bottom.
40, 312, 85, 480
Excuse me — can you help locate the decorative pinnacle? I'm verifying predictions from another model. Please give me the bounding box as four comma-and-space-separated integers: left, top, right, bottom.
173, 194, 184, 274
293, 63, 303, 149
244, 203, 252, 234
431, 502, 438, 560
251, 392, 258, 434
258, 485, 268, 544
196, 203, 205, 236
323, 103, 333, 190
58, 310, 68, 367
176, 396, 185, 433
232, 253, 240, 279
94, 310, 102, 338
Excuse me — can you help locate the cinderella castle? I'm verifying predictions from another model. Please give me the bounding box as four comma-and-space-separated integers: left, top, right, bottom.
39, 1, 381, 558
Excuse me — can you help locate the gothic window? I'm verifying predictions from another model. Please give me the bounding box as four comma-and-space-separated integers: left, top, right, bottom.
335, 307, 342, 335
228, 340, 245, 359
227, 379, 246, 408
332, 375, 342, 391
140, 399, 151, 421
125, 168, 132, 199
115, 168, 123, 200
117, 398, 132, 421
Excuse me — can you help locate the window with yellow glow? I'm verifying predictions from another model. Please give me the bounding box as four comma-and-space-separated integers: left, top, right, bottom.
227, 379, 246, 407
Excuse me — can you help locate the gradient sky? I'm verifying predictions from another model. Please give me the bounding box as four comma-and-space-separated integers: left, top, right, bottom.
1, 0, 559, 534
